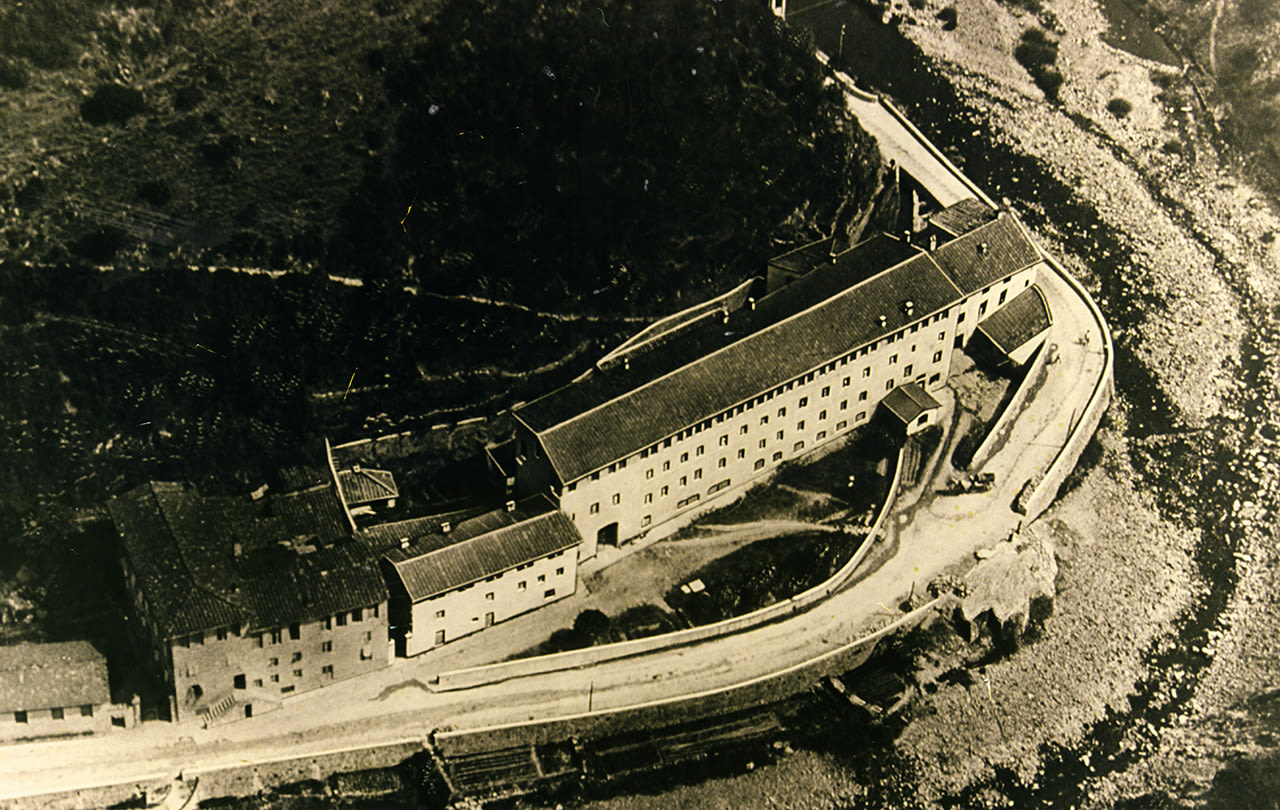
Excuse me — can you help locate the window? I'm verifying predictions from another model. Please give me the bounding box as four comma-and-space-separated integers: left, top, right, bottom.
544, 589, 556, 598
234, 674, 246, 690
321, 641, 333, 653
933, 350, 943, 363
269, 657, 279, 667
336, 614, 346, 627
14, 711, 27, 723
837, 420, 848, 430
322, 665, 334, 677
217, 628, 228, 641
843, 376, 851, 387
776, 430, 784, 441
886, 379, 895, 390
645, 492, 653, 504
978, 301, 988, 316
81, 704, 93, 717
679, 475, 688, 486
737, 449, 746, 459
859, 391, 868, 401
611, 493, 620, 505
485, 592, 495, 601
256, 634, 265, 648
538, 574, 546, 582
918, 414, 929, 425
740, 425, 749, 435
52, 707, 64, 720
270, 629, 283, 644
841, 400, 849, 410
758, 438, 767, 449
797, 420, 805, 431
435, 609, 446, 619
821, 386, 830, 396
904, 364, 913, 376
518, 581, 527, 590
696, 445, 705, 456
772, 451, 783, 461
680, 452, 689, 463
292, 669, 303, 678
938, 331, 946, 342
958, 311, 966, 323
253, 679, 263, 688
352, 608, 363, 622
862, 367, 871, 378
591, 471, 600, 481
661, 485, 669, 496
291, 652, 302, 663
817, 431, 827, 440
642, 515, 652, 527
778, 407, 786, 417
589, 502, 600, 514
754, 459, 766, 470
289, 623, 300, 640
794, 441, 805, 452
799, 397, 808, 407
694, 468, 703, 480
857, 411, 867, 421
663, 460, 671, 471
718, 458, 727, 468
889, 354, 898, 365
999, 289, 1008, 305
646, 469, 655, 479
557, 567, 565, 575
719, 435, 729, 446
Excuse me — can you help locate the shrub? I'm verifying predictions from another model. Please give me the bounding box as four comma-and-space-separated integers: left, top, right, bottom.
1161, 139, 1183, 155
0, 56, 30, 90
1014, 29, 1063, 102
136, 180, 173, 207
936, 6, 958, 29
1107, 97, 1133, 117
80, 84, 148, 126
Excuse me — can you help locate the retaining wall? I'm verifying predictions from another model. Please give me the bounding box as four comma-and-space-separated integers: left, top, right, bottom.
433, 447, 906, 691
187, 739, 423, 799
968, 340, 1052, 471
435, 596, 949, 758
1020, 253, 1114, 520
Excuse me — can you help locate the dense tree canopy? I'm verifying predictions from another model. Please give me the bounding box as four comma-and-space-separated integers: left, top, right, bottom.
351, 0, 882, 312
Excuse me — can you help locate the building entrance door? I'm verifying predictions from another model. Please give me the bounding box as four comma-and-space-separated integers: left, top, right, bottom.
597, 522, 619, 547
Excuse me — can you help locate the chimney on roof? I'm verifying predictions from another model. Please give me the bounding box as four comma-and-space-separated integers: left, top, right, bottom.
721, 310, 729, 325
399, 537, 410, 550
250, 484, 268, 501
748, 297, 756, 311
506, 499, 516, 512
623, 356, 630, 372
979, 242, 989, 255
878, 314, 888, 329
353, 464, 361, 472
233, 542, 243, 558
441, 521, 452, 534
929, 234, 937, 251
904, 300, 915, 317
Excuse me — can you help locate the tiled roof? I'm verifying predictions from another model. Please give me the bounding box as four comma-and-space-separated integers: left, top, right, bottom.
384, 495, 581, 601
517, 252, 962, 483
880, 382, 942, 424
929, 198, 997, 237
930, 214, 1042, 294
976, 283, 1052, 355
0, 641, 109, 712
109, 482, 386, 640
338, 467, 399, 505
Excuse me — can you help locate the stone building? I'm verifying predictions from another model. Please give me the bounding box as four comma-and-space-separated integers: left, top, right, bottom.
0, 641, 132, 740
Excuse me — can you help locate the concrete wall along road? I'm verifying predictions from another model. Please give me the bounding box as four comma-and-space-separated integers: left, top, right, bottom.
434, 594, 949, 759
187, 739, 423, 799
433, 448, 905, 691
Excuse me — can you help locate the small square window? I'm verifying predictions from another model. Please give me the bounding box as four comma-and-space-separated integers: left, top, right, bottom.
890, 354, 898, 365
51, 707, 64, 720
797, 420, 805, 431
322, 665, 334, 677
904, 364, 913, 376
857, 411, 867, 421
819, 409, 827, 419
14, 711, 27, 723
321, 641, 333, 653
557, 567, 565, 575
642, 515, 652, 527
821, 386, 830, 396
270, 674, 280, 683
799, 397, 808, 407
589, 502, 600, 514
291, 652, 302, 663
837, 420, 848, 430
269, 657, 279, 667
81, 704, 93, 717
538, 574, 546, 582
862, 367, 871, 378
859, 391, 868, 401
661, 485, 669, 496
435, 609, 446, 619
680, 475, 688, 486
611, 493, 621, 505
485, 592, 495, 601
759, 438, 767, 449
293, 669, 303, 678
737, 448, 745, 459
352, 608, 363, 622
544, 588, 556, 598
253, 678, 263, 688
719, 435, 729, 446
718, 458, 727, 468
518, 581, 527, 590
842, 376, 851, 387
778, 407, 786, 417
680, 452, 689, 463
754, 459, 766, 470
696, 445, 705, 456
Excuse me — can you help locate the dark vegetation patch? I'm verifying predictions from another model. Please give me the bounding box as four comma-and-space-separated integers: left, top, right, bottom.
70, 226, 131, 262
1107, 97, 1134, 117
936, 6, 958, 30
80, 84, 149, 126
135, 180, 173, 207
0, 55, 31, 90
1014, 28, 1064, 102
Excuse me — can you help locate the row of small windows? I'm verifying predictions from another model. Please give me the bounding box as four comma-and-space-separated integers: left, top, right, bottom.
12, 705, 95, 723
570, 311, 957, 485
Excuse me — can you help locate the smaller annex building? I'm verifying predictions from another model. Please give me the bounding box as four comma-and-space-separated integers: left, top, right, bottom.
109, 481, 391, 724
381, 495, 582, 657
0, 641, 129, 741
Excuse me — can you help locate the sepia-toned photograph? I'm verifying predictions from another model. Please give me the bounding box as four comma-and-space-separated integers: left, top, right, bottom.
0, 0, 1277, 807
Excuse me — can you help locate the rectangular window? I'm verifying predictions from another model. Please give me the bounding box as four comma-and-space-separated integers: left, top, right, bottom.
271, 629, 283, 644
661, 485, 669, 496
544, 589, 556, 598
817, 431, 827, 440
890, 354, 898, 365
797, 420, 805, 430
336, 614, 346, 627
718, 458, 727, 468
886, 379, 895, 390
862, 367, 871, 378
799, 397, 808, 407
918, 414, 929, 425
538, 574, 546, 582
740, 425, 749, 435
793, 441, 805, 452
591, 471, 600, 481
256, 634, 265, 648
269, 657, 279, 667
958, 311, 966, 323
841, 400, 848, 410
52, 707, 64, 720
642, 515, 652, 527
778, 407, 786, 417
293, 669, 303, 678
322, 665, 334, 677
435, 609, 445, 619
904, 364, 913, 376
217, 628, 228, 641
253, 678, 263, 688
837, 420, 848, 430
352, 608, 363, 622
680, 452, 689, 463
14, 711, 27, 723
754, 459, 766, 470
611, 493, 620, 505
645, 492, 653, 503
772, 451, 783, 461
485, 592, 495, 601
857, 411, 867, 421
859, 391, 868, 401
694, 468, 703, 480
719, 435, 729, 446
758, 438, 767, 449
321, 641, 333, 653
518, 581, 527, 590
999, 289, 1008, 305
737, 448, 746, 459
696, 445, 705, 456
589, 502, 600, 514
81, 704, 93, 717
557, 567, 565, 575
939, 331, 946, 342
843, 376, 851, 387
821, 386, 830, 396
761, 415, 769, 425
323, 617, 331, 631
933, 350, 943, 363
680, 475, 688, 486
776, 430, 784, 441
291, 652, 302, 663
819, 409, 828, 420
646, 469, 655, 479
